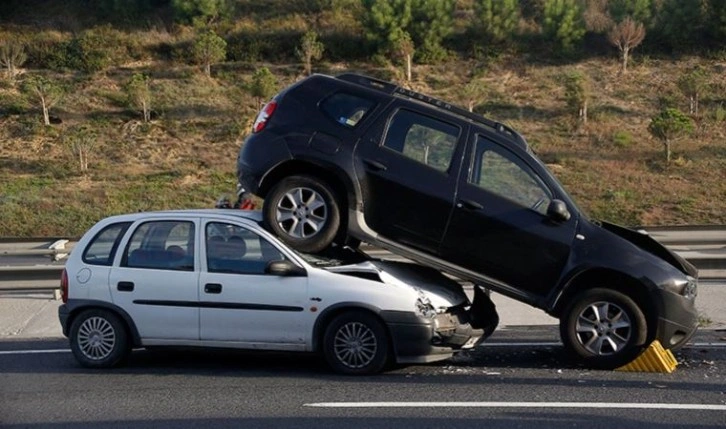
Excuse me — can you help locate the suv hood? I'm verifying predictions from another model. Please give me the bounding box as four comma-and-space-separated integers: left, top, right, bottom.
324, 260, 468, 307
600, 221, 698, 277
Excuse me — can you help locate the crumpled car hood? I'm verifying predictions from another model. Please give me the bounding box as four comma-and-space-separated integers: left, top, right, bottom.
600, 221, 698, 277
324, 260, 468, 308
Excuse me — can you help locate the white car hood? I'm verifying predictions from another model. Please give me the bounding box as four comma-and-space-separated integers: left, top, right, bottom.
323, 260, 468, 308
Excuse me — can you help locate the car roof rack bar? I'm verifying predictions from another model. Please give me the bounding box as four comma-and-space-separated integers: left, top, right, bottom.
335, 73, 528, 149
336, 73, 398, 94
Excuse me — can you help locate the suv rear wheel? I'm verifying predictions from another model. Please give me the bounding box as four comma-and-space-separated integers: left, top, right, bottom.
263, 175, 341, 253
560, 288, 647, 369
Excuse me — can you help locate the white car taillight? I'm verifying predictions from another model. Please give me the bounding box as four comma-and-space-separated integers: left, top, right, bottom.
252, 100, 278, 133
60, 269, 68, 303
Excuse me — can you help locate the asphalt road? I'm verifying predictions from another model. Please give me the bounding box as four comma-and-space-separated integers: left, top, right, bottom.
1, 327, 725, 429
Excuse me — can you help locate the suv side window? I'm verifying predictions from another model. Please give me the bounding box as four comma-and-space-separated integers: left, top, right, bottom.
383, 109, 459, 173
320, 93, 375, 127
472, 136, 552, 214
206, 222, 287, 275
124, 221, 195, 271
82, 222, 132, 266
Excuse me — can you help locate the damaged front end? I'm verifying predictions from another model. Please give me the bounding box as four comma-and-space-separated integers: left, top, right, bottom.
323, 257, 500, 362
426, 285, 500, 351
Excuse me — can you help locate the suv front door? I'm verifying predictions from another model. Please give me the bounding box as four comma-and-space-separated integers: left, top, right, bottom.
355, 104, 466, 252
441, 134, 577, 300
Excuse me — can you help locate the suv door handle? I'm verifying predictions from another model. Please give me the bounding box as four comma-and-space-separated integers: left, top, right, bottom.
362, 158, 387, 171
457, 199, 483, 210
204, 283, 223, 294
117, 281, 134, 292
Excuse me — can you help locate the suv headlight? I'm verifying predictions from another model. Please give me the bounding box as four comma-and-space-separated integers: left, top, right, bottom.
415, 294, 437, 319
682, 276, 697, 299
671, 276, 698, 299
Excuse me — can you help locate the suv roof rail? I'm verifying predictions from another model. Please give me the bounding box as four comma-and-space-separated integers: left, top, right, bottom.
335, 73, 529, 150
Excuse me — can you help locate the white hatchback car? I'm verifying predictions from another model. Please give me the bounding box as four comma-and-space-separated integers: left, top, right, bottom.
59, 210, 495, 374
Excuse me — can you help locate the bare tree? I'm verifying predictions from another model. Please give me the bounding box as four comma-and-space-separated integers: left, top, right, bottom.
65, 125, 97, 173
125, 73, 152, 122
22, 75, 63, 126
608, 18, 646, 74
677, 67, 708, 115
0, 40, 27, 82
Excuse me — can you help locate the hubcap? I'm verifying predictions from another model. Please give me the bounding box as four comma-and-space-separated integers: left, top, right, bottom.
575, 301, 632, 355
275, 187, 327, 239
333, 322, 378, 369
77, 316, 116, 361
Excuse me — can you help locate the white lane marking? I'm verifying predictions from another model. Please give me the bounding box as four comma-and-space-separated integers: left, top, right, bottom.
304, 402, 726, 411
483, 342, 726, 348
0, 349, 70, 355
0, 342, 724, 356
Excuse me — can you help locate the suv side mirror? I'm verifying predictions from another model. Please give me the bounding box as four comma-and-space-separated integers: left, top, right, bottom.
265, 260, 307, 277
546, 199, 571, 222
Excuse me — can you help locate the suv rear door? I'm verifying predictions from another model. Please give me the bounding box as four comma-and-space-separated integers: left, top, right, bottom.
354, 103, 467, 253
441, 134, 577, 299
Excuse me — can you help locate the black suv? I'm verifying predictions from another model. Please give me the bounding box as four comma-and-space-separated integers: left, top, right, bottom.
236, 73, 698, 368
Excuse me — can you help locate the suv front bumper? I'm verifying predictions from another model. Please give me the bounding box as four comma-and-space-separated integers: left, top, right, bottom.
654, 288, 699, 349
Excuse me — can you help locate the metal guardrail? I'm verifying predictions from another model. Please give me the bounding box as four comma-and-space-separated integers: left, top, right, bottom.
0, 227, 724, 293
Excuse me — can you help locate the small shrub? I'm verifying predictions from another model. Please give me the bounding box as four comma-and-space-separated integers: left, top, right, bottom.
713, 103, 725, 123
612, 130, 633, 148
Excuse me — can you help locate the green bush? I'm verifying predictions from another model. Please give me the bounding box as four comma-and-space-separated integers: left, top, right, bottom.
23, 31, 69, 70
612, 130, 634, 148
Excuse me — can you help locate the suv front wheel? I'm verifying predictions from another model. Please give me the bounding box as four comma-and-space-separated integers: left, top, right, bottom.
263, 175, 341, 253
560, 288, 648, 369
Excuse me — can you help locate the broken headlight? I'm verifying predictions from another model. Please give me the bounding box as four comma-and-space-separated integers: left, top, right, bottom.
414, 293, 437, 319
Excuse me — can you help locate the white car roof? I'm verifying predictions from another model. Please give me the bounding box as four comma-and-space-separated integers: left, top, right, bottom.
100, 209, 263, 223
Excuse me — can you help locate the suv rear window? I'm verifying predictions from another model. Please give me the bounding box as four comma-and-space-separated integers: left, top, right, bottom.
383, 109, 459, 172
320, 93, 375, 127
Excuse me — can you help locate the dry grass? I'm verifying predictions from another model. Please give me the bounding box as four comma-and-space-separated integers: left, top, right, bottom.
1, 37, 725, 236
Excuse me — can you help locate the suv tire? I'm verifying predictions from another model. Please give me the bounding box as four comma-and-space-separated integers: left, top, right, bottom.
69, 309, 130, 368
263, 175, 341, 253
323, 311, 389, 375
560, 288, 647, 369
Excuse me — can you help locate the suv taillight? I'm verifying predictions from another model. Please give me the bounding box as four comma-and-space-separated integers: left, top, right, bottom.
60, 269, 68, 303
252, 100, 277, 133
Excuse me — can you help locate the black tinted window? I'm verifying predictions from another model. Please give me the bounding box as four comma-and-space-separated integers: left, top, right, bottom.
320, 93, 375, 127
472, 136, 552, 214
82, 222, 132, 266
383, 109, 459, 172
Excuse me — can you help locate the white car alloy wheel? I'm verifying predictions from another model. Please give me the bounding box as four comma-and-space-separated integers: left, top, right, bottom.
77, 316, 117, 361
323, 311, 389, 375
70, 309, 130, 368
333, 321, 378, 369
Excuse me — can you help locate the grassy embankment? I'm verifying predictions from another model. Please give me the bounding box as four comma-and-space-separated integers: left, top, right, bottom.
0, 1, 724, 237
